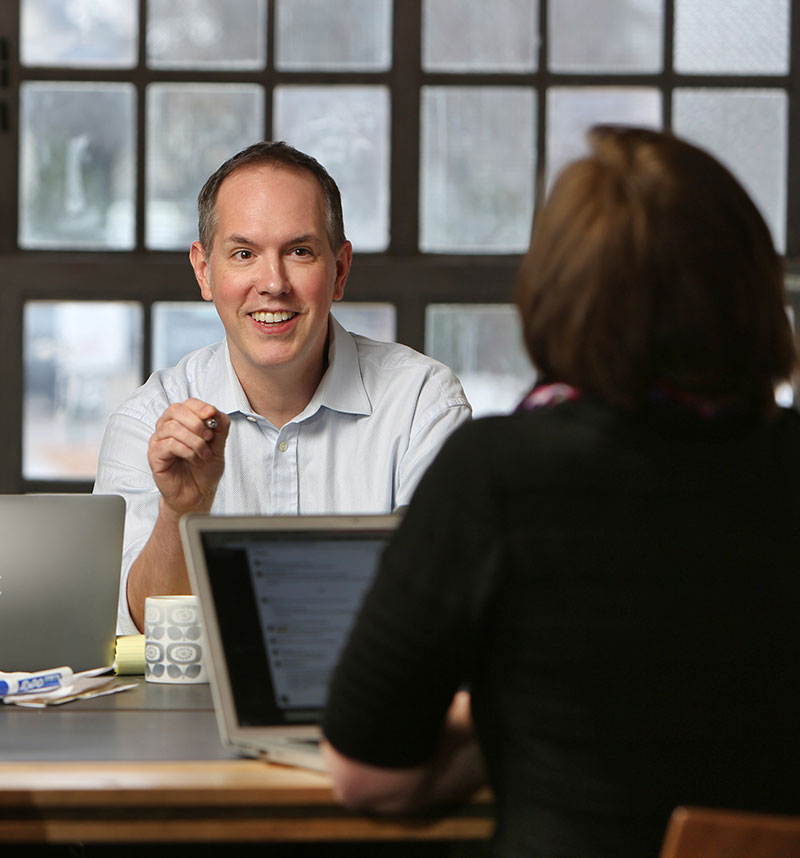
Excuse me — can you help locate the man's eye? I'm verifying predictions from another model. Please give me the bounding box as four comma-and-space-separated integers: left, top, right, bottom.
235, 249, 253, 260
291, 247, 312, 257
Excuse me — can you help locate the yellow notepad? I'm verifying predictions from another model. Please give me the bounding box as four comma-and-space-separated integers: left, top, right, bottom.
115, 635, 145, 675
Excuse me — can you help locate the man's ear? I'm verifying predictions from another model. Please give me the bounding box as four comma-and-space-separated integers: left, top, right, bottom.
190, 241, 214, 301
332, 240, 353, 302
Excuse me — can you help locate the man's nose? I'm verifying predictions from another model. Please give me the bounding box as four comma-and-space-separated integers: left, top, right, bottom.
256, 255, 290, 296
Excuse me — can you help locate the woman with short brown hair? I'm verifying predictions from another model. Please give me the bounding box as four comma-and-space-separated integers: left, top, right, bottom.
518, 126, 796, 413
323, 128, 800, 858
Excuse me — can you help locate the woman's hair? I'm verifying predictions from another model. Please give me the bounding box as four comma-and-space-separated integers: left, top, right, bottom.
197, 140, 346, 255
515, 125, 797, 414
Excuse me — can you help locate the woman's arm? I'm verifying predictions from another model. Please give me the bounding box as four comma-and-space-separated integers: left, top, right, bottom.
322, 691, 487, 814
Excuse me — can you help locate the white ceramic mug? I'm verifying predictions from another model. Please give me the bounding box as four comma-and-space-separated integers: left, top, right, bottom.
144, 595, 208, 684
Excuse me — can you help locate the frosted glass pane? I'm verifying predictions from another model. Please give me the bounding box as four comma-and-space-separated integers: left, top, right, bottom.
672, 88, 787, 253
21, 0, 137, 68
674, 0, 790, 74
546, 87, 661, 189
422, 0, 538, 72
425, 305, 534, 418
274, 86, 390, 253
332, 303, 396, 342
146, 84, 265, 250
276, 0, 391, 70
152, 302, 225, 371
19, 82, 136, 250
23, 302, 143, 480
549, 0, 663, 73
421, 87, 535, 254
147, 0, 267, 70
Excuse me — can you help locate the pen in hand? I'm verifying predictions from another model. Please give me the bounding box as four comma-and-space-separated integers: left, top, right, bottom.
204, 417, 218, 430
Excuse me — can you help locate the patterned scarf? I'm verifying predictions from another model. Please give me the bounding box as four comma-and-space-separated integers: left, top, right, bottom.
515, 380, 746, 419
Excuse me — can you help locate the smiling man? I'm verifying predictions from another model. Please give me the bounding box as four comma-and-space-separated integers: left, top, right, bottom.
94, 142, 471, 634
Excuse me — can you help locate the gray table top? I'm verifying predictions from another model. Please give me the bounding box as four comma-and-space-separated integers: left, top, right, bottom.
0, 678, 238, 762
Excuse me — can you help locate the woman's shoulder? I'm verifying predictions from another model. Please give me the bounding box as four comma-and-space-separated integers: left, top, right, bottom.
437, 403, 596, 466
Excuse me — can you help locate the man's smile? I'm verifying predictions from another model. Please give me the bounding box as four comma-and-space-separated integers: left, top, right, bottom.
249, 310, 299, 324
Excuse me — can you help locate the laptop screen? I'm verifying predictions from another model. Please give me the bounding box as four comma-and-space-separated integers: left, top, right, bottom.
200, 526, 393, 727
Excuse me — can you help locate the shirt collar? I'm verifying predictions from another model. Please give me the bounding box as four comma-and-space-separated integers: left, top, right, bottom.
205, 340, 256, 417
208, 317, 373, 421
307, 316, 372, 418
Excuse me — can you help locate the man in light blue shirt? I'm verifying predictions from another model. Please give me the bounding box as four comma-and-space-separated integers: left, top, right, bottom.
94, 142, 470, 634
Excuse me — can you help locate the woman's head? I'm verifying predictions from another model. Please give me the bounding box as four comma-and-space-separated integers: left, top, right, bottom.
515, 126, 796, 414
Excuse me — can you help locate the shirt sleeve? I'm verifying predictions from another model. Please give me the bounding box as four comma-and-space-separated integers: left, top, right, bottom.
394, 364, 472, 510
323, 420, 500, 768
93, 411, 161, 635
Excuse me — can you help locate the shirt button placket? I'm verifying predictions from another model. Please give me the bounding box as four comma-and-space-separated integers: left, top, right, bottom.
272, 428, 298, 514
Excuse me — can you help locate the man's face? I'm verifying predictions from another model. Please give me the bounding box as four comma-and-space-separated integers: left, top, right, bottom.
190, 164, 351, 389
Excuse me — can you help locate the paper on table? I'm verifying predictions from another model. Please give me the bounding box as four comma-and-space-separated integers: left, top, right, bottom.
2, 667, 136, 707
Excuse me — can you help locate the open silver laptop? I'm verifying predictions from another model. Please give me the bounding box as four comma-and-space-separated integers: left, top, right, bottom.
0, 494, 125, 672
181, 513, 399, 771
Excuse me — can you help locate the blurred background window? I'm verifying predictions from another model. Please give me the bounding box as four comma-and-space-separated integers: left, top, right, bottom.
23, 302, 143, 480
20, 0, 138, 68
273, 85, 391, 253
422, 0, 538, 72
548, 0, 663, 73
3, 0, 797, 489
147, 0, 267, 70
545, 87, 662, 190
19, 82, 136, 250
145, 83, 265, 250
275, 0, 392, 71
672, 88, 788, 252
420, 87, 536, 254
151, 302, 226, 372
674, 0, 789, 74
426, 305, 535, 418
331, 303, 397, 344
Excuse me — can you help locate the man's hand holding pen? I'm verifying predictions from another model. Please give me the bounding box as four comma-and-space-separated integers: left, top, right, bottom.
147, 398, 230, 517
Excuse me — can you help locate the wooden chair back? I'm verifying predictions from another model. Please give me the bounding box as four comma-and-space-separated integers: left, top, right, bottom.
660, 806, 800, 858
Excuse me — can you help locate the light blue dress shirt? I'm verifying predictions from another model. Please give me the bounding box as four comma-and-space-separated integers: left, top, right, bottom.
94, 318, 471, 634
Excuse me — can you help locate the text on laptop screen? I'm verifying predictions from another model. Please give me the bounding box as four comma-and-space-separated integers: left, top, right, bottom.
248, 539, 381, 709
200, 530, 390, 726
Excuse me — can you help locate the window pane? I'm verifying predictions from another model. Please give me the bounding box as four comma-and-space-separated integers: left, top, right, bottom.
23, 302, 143, 481
546, 87, 661, 189
21, 0, 138, 68
549, 0, 663, 73
274, 85, 390, 253
425, 305, 534, 418
146, 83, 265, 250
673, 88, 787, 252
422, 0, 538, 72
674, 0, 790, 74
332, 303, 396, 342
147, 0, 267, 70
276, 0, 391, 71
152, 302, 225, 371
421, 87, 535, 254
19, 82, 136, 250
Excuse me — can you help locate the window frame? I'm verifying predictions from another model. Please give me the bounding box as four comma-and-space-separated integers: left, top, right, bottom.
0, 0, 798, 492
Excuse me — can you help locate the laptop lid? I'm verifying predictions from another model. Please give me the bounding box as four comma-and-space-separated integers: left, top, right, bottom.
181, 513, 399, 767
0, 494, 124, 672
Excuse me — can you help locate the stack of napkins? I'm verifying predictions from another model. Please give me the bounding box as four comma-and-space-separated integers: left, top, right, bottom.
0, 666, 136, 707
